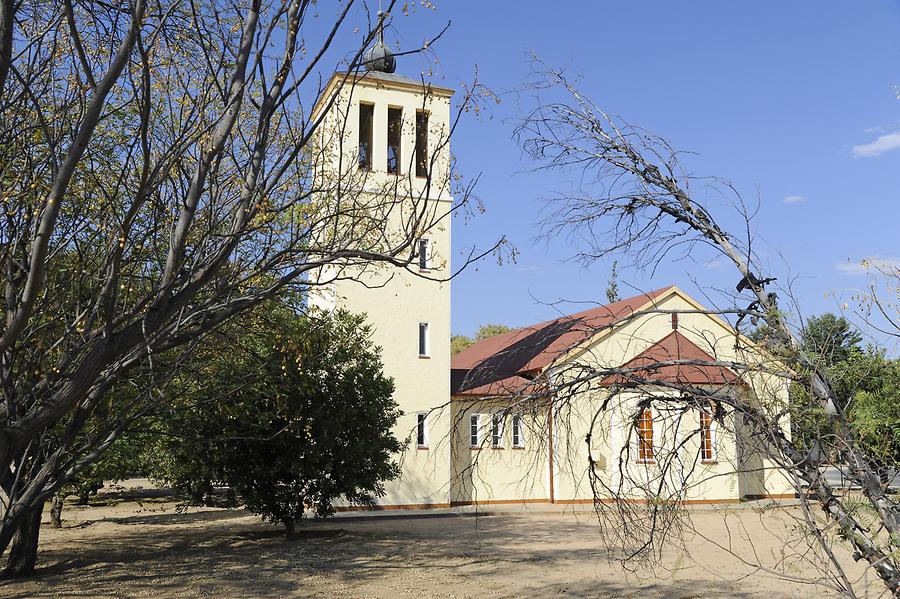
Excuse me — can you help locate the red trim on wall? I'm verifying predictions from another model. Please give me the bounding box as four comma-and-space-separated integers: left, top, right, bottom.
333, 494, 797, 513
449, 498, 549, 507
548, 409, 555, 503
332, 502, 451, 512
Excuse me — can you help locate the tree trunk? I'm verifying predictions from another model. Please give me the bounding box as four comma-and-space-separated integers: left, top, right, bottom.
49, 495, 64, 529
283, 519, 296, 538
1, 503, 43, 578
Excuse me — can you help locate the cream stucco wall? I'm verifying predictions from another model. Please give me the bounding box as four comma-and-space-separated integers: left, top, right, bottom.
450, 287, 794, 505
449, 399, 551, 505
307, 72, 455, 507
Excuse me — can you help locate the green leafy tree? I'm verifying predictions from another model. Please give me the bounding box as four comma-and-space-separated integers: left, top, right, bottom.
605, 260, 620, 303
50, 428, 152, 527
475, 323, 513, 340
786, 314, 896, 471
834, 347, 900, 474
0, 1, 490, 577
802, 313, 863, 368
451, 335, 474, 355
451, 324, 513, 355
150, 307, 401, 535
849, 355, 900, 473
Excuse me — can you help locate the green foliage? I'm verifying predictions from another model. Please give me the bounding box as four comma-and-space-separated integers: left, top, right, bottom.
846, 350, 900, 471
451, 335, 474, 355
787, 314, 898, 472
746, 323, 771, 344
788, 313, 863, 452
787, 381, 834, 454
802, 313, 863, 369
606, 260, 620, 303
451, 323, 513, 355
475, 323, 513, 340
59, 429, 151, 504
149, 305, 401, 531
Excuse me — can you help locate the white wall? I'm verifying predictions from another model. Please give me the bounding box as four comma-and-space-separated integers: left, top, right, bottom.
308, 72, 455, 507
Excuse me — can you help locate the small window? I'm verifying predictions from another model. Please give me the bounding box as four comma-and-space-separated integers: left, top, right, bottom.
700, 409, 716, 462
387, 106, 402, 174
637, 407, 654, 462
418, 322, 429, 357
416, 413, 428, 449
491, 413, 504, 448
418, 238, 431, 270
512, 414, 524, 448
415, 110, 429, 178
358, 103, 374, 170
470, 414, 480, 448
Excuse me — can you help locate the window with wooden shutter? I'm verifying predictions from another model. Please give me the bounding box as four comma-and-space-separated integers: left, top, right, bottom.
637, 407, 654, 462
700, 409, 716, 462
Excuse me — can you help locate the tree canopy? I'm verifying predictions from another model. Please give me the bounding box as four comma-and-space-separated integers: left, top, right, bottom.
149, 306, 401, 533
0, 0, 488, 576
451, 323, 514, 354
802, 313, 863, 368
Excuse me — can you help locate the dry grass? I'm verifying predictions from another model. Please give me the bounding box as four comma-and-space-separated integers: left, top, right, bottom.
0, 489, 876, 598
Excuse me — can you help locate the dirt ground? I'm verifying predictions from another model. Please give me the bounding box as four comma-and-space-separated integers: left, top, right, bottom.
0, 489, 878, 599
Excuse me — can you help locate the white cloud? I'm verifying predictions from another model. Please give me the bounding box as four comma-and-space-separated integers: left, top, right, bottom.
851, 131, 900, 158
516, 264, 542, 274
783, 195, 808, 204
835, 256, 900, 275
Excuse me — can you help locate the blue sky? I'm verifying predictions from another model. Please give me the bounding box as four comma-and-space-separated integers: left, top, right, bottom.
379, 2, 900, 349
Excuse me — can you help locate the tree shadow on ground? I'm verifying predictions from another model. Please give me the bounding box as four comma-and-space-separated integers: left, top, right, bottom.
1, 506, 836, 599
102, 507, 250, 526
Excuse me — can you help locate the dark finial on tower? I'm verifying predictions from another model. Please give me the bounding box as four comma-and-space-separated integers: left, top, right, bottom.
363, 8, 396, 73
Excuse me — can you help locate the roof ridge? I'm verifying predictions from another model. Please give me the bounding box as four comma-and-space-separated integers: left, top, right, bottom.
465, 285, 676, 344
597, 328, 740, 387
451, 285, 678, 374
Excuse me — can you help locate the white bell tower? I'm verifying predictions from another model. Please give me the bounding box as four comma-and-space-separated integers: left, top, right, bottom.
307, 38, 455, 508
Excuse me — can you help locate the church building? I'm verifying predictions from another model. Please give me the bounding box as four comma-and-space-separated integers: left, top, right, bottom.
308, 38, 794, 509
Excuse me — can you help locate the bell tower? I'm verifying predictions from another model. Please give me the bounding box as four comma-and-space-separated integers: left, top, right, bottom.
307, 27, 455, 508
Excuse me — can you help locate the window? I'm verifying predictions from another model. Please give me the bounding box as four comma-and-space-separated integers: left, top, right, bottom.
491, 413, 504, 448
416, 412, 428, 449
387, 106, 402, 174
637, 407, 654, 462
417, 238, 431, 270
470, 414, 480, 448
512, 414, 525, 448
700, 409, 716, 462
358, 103, 374, 170
418, 322, 429, 357
415, 110, 429, 178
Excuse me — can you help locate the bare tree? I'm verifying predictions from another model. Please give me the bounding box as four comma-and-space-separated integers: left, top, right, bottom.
0, 0, 495, 577
493, 63, 900, 596
850, 261, 900, 344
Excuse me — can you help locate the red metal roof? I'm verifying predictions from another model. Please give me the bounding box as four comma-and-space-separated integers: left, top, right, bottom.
452, 287, 676, 396
599, 330, 740, 387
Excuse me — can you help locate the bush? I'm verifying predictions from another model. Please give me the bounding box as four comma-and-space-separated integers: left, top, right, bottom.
149, 306, 401, 533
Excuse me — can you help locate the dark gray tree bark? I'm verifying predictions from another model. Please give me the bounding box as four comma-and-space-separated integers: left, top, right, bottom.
49, 496, 63, 529
0, 0, 493, 577
1, 504, 42, 578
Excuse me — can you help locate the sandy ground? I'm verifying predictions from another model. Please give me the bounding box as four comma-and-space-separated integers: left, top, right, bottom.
0, 490, 880, 599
